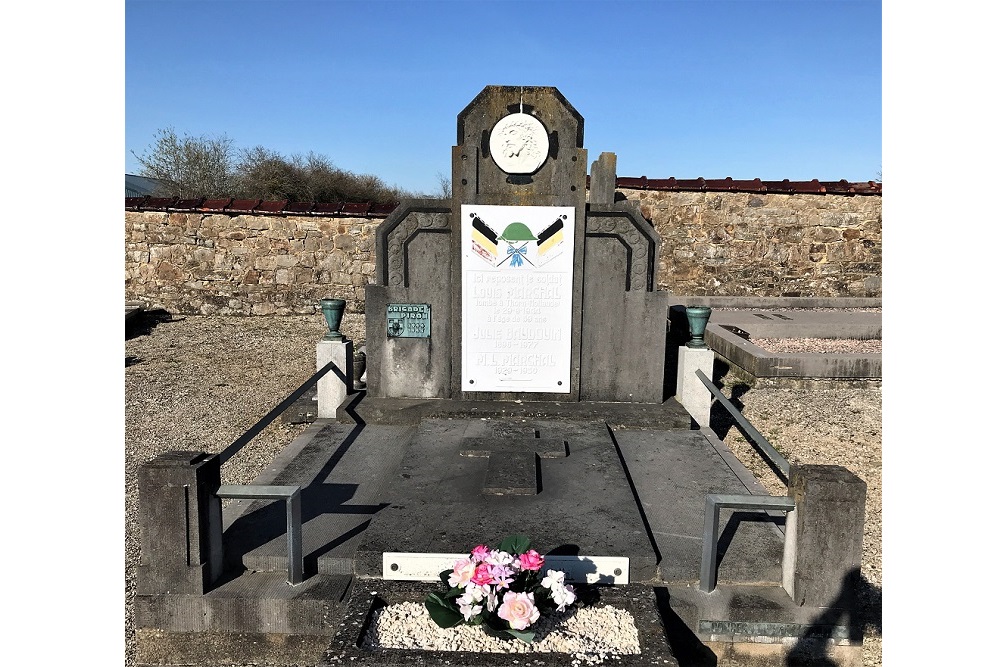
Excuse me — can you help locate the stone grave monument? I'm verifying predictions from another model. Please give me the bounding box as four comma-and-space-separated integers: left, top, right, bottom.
352, 85, 687, 578
135, 85, 870, 667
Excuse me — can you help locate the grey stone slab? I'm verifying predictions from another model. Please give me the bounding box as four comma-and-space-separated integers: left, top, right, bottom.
336, 394, 691, 429
707, 309, 881, 339
460, 436, 568, 495
354, 417, 661, 581
135, 572, 351, 634
611, 428, 785, 586
708, 323, 881, 380
222, 421, 416, 576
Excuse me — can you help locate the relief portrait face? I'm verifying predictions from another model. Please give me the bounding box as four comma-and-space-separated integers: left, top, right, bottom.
490, 113, 548, 174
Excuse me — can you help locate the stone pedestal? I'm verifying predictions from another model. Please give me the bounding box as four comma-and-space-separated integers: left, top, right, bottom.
137, 451, 223, 594
317, 339, 353, 419
782, 464, 867, 607
676, 346, 715, 427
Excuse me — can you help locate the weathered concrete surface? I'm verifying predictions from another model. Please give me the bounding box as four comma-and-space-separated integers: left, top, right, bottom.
665, 584, 863, 667
317, 338, 353, 417
785, 465, 867, 608
137, 451, 223, 595
708, 324, 881, 381
699, 307, 882, 381
611, 428, 785, 586
353, 416, 662, 582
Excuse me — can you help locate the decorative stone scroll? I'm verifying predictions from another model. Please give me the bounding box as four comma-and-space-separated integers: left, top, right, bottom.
380, 207, 451, 287
584, 209, 658, 292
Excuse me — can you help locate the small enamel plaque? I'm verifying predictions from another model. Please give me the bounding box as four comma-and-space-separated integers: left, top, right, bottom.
386, 303, 431, 338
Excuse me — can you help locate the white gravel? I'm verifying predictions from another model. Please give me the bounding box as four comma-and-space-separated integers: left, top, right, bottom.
125, 313, 881, 667
752, 337, 882, 354
365, 601, 639, 664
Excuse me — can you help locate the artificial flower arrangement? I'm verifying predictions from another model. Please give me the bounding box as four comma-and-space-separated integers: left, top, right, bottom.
424, 535, 578, 643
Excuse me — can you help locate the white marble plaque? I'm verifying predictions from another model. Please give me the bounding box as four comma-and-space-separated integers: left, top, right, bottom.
383, 552, 629, 585
461, 205, 574, 393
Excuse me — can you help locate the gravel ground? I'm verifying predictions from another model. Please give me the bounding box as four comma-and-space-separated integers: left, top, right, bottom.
716, 378, 882, 667
125, 313, 881, 667
752, 337, 882, 354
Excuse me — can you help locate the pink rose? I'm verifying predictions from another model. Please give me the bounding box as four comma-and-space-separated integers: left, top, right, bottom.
471, 544, 491, 562
448, 558, 476, 588
471, 563, 493, 586
497, 591, 539, 630
518, 549, 544, 571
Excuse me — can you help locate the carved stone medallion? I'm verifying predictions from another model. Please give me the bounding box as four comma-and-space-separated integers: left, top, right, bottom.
488, 112, 549, 174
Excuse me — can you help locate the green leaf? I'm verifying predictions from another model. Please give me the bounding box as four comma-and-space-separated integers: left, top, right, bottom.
444, 586, 463, 599
505, 628, 535, 643
480, 620, 506, 639
498, 534, 530, 554
424, 594, 463, 628
439, 569, 452, 587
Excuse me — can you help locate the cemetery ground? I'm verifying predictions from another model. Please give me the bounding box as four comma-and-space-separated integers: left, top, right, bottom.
125, 312, 882, 667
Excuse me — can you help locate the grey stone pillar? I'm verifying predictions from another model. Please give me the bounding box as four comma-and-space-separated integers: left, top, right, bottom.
782, 464, 867, 607
317, 338, 353, 418
589, 152, 617, 205
676, 346, 715, 427
137, 451, 224, 594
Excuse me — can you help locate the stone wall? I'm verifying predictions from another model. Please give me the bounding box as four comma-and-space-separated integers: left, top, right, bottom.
125, 211, 379, 315
622, 188, 882, 298
125, 189, 881, 315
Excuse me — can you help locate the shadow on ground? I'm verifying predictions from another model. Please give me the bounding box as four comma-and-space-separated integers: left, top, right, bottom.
126, 308, 176, 341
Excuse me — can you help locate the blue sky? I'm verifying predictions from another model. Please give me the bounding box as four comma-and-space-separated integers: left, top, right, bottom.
126, 0, 882, 195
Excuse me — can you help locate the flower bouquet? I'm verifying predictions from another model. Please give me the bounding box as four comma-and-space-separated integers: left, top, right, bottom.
423, 535, 578, 643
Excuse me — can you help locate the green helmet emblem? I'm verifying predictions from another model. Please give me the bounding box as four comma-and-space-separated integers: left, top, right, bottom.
499, 222, 536, 242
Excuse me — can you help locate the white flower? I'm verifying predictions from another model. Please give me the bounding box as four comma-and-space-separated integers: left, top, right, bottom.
550, 582, 576, 611
459, 602, 483, 621
541, 569, 566, 589
487, 550, 515, 567
542, 570, 576, 611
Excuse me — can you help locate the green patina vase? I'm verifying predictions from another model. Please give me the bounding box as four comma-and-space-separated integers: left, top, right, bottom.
685, 306, 712, 349
320, 298, 347, 341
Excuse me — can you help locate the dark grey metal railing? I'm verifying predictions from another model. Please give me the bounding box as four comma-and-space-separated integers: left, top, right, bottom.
216, 484, 303, 585
218, 360, 343, 466
213, 360, 351, 585
700, 493, 795, 593
694, 369, 789, 478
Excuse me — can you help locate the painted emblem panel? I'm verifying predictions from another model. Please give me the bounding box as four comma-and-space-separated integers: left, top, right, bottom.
461, 205, 574, 393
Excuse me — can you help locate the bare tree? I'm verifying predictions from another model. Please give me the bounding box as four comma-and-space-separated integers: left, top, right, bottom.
133, 128, 235, 198
234, 146, 302, 200
435, 171, 452, 199
133, 127, 410, 203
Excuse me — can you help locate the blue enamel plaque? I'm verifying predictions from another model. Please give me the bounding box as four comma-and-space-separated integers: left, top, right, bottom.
386, 303, 431, 338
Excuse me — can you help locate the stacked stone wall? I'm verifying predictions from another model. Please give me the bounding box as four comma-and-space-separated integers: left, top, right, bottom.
622, 188, 882, 298
125, 211, 379, 315
125, 190, 881, 315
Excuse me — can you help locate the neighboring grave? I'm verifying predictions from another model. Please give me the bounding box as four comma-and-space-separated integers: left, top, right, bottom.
365, 85, 670, 403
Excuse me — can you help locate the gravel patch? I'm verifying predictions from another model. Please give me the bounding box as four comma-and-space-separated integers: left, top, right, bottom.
365, 601, 639, 664
752, 337, 882, 354
716, 380, 881, 667
125, 313, 881, 667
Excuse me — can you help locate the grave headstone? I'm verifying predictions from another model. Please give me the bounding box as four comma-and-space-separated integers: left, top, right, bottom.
365, 85, 670, 403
